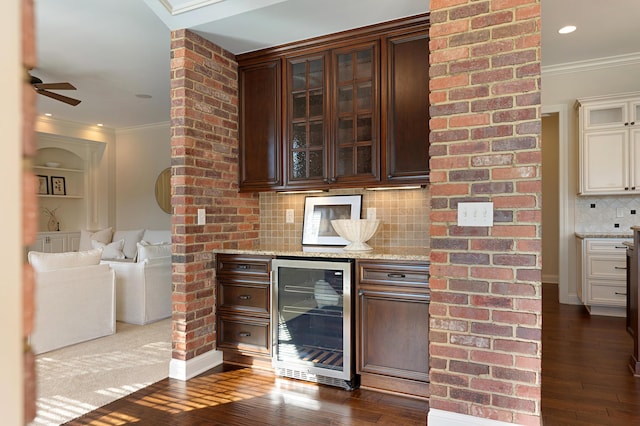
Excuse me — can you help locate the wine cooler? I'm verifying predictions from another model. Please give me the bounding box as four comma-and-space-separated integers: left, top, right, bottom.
271, 257, 357, 390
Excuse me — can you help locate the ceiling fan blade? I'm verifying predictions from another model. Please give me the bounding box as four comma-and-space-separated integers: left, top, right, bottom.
34, 82, 76, 90
37, 89, 81, 106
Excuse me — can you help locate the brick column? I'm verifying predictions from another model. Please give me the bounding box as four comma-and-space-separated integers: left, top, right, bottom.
170, 29, 259, 365
428, 1, 541, 425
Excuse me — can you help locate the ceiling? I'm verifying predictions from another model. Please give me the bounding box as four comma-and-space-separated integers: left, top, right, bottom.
33, 0, 640, 129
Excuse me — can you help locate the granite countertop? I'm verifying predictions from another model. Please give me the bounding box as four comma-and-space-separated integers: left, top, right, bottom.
575, 232, 633, 239
215, 244, 430, 261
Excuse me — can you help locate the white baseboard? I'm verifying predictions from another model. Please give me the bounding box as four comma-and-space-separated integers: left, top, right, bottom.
542, 273, 558, 284
428, 409, 520, 426
169, 350, 224, 381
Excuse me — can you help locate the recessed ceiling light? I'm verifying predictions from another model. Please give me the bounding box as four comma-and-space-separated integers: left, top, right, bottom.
558, 25, 576, 34
97, 123, 103, 127
44, 113, 52, 117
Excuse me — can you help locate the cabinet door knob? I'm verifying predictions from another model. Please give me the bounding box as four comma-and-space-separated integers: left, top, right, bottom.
237, 264, 249, 270
323, 178, 329, 184
238, 332, 252, 337
238, 294, 252, 300
330, 177, 337, 183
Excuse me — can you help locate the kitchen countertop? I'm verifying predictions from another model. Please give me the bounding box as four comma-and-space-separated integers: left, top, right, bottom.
575, 232, 633, 239
215, 244, 430, 262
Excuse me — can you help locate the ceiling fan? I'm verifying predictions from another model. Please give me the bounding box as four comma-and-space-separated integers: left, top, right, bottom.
29, 74, 81, 106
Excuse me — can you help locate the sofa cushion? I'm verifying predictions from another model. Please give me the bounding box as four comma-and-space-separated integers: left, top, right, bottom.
92, 239, 126, 260
79, 228, 113, 251
113, 229, 145, 259
137, 242, 171, 261
28, 248, 103, 273
142, 229, 171, 245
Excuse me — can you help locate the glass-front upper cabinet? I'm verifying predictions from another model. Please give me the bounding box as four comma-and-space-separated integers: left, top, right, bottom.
332, 43, 379, 184
286, 54, 328, 186
582, 99, 640, 130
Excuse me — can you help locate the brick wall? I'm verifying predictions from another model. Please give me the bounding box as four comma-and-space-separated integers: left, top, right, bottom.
428, 0, 542, 424
170, 29, 259, 362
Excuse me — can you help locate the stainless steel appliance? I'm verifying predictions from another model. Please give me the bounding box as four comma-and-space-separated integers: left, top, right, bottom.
271, 257, 357, 390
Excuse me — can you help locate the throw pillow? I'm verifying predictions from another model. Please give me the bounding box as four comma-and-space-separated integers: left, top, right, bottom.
112, 229, 145, 259
28, 248, 103, 272
92, 239, 126, 260
136, 242, 171, 261
79, 227, 113, 251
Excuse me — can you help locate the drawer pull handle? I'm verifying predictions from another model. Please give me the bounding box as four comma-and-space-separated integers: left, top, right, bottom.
615, 246, 628, 249
615, 292, 627, 296
238, 294, 252, 300
237, 264, 249, 270
238, 332, 251, 337
614, 266, 627, 270
387, 273, 406, 278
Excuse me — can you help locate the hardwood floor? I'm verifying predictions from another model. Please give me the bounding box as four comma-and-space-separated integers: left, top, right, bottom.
542, 283, 640, 425
64, 283, 640, 425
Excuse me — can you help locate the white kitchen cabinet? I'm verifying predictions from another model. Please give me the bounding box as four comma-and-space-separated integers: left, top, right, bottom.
29, 231, 81, 253
578, 237, 630, 317
577, 92, 640, 195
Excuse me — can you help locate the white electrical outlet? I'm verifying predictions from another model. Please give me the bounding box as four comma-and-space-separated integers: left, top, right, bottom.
286, 209, 295, 224
197, 208, 206, 225
616, 208, 624, 218
457, 202, 494, 227
367, 207, 376, 220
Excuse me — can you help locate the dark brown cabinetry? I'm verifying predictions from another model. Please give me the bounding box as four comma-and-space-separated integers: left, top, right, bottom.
355, 259, 430, 398
628, 231, 640, 376
216, 254, 273, 366
239, 61, 282, 191
237, 14, 429, 192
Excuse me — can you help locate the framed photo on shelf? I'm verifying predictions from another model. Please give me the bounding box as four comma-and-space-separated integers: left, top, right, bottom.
36, 175, 49, 195
50, 176, 66, 196
302, 194, 362, 246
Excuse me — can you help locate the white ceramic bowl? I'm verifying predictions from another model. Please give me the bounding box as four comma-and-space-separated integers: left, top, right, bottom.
330, 219, 380, 251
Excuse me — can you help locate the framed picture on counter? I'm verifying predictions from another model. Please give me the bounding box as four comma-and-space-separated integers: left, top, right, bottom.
37, 175, 49, 195
302, 194, 362, 246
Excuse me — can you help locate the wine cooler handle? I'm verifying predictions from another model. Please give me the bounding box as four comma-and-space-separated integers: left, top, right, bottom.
387, 273, 406, 278
239, 332, 251, 337
238, 294, 252, 300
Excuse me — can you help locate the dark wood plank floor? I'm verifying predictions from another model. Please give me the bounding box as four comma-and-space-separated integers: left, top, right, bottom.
542, 283, 640, 425
65, 283, 640, 425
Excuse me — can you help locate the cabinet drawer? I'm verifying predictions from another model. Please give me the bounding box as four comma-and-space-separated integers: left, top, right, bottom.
218, 281, 269, 315
358, 261, 429, 288
218, 316, 270, 355
586, 255, 627, 279
585, 239, 629, 253
588, 281, 627, 307
216, 254, 272, 279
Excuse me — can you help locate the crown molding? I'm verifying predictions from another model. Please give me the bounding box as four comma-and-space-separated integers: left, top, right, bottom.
542, 52, 640, 77
158, 0, 224, 15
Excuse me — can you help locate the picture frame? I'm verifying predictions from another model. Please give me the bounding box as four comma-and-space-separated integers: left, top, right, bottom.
37, 175, 49, 195
302, 194, 362, 246
50, 176, 66, 196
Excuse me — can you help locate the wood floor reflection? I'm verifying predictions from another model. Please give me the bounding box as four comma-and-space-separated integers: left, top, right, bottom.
65, 283, 640, 425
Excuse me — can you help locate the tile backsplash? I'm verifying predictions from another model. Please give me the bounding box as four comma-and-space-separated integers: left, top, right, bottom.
575, 195, 640, 234
259, 187, 431, 250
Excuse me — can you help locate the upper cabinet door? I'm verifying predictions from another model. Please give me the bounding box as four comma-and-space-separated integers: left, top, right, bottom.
284, 54, 329, 187
331, 42, 380, 185
239, 60, 282, 191
582, 101, 629, 130
384, 32, 430, 184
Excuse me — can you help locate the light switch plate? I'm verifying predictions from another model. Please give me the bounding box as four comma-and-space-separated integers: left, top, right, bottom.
285, 209, 294, 224
366, 207, 376, 220
197, 208, 206, 225
616, 208, 624, 218
457, 202, 493, 227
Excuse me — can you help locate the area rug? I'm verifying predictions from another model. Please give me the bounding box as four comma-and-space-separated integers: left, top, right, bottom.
29, 318, 171, 426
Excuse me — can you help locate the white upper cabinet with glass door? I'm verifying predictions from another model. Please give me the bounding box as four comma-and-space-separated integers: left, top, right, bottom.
577, 92, 640, 195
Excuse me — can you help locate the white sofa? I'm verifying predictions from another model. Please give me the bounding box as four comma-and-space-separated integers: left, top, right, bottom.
28, 249, 116, 355
83, 228, 172, 325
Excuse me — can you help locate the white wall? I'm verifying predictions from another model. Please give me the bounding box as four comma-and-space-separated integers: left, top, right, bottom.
0, 0, 23, 423
115, 123, 171, 230
542, 61, 640, 302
